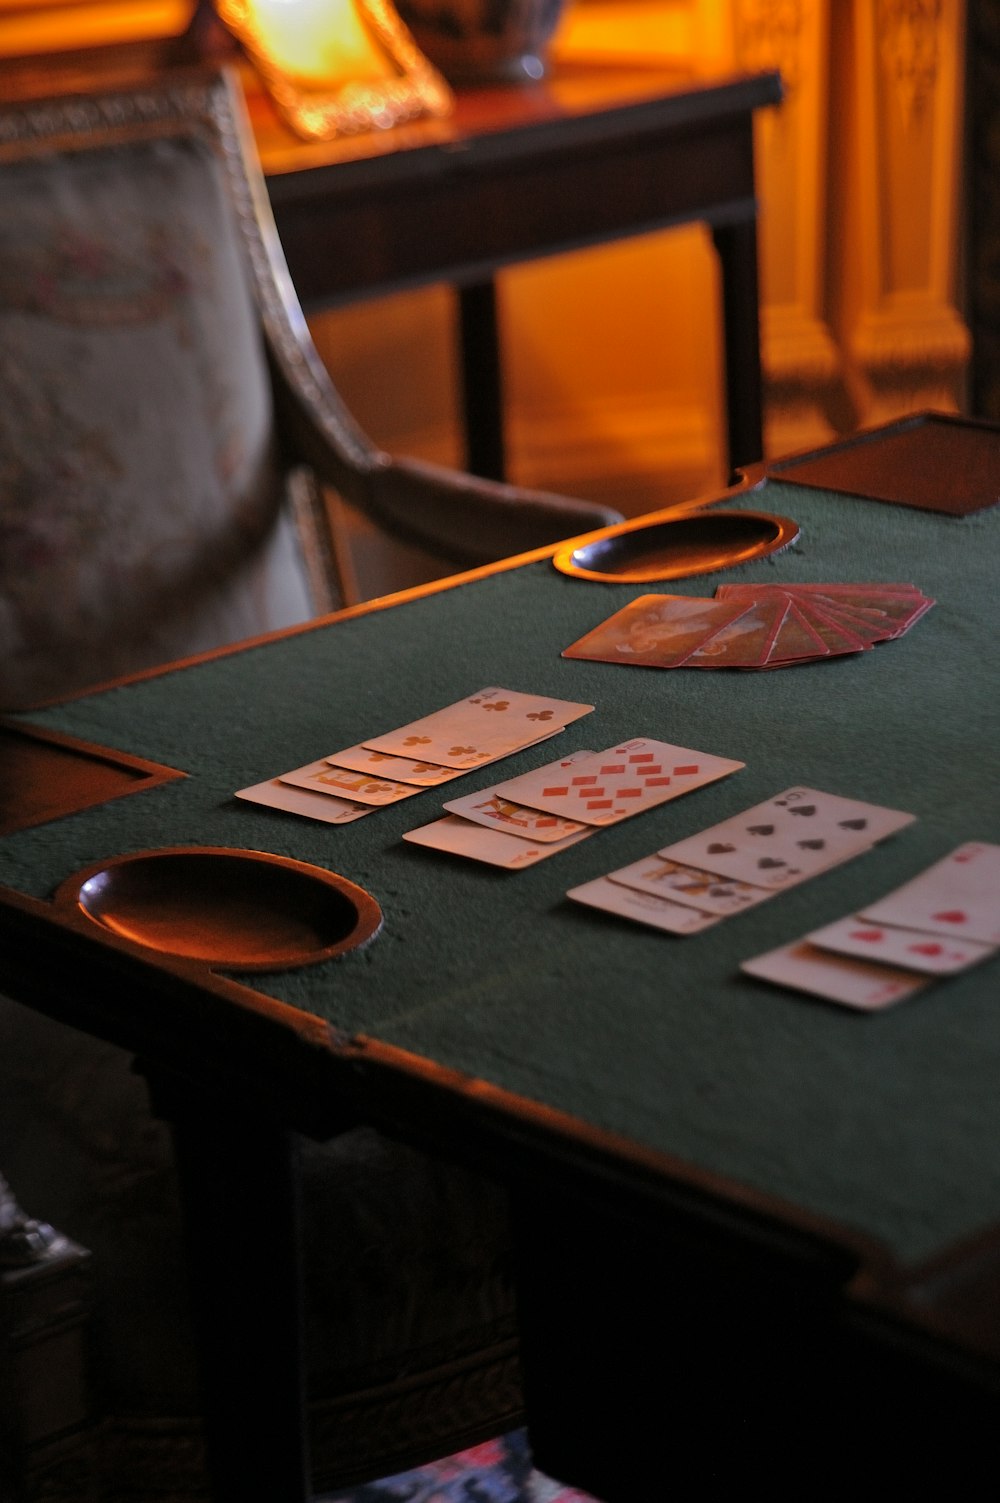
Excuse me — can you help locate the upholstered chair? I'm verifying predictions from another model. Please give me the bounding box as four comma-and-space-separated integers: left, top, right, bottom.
0, 67, 621, 1499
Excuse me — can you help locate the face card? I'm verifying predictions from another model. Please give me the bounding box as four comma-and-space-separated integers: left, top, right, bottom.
859, 843, 1000, 946
606, 854, 775, 917
280, 760, 424, 806
442, 748, 596, 842
325, 744, 467, 787
740, 941, 929, 1011
363, 688, 594, 769
567, 876, 722, 934
442, 789, 589, 843
661, 787, 915, 889
403, 814, 594, 868
807, 915, 995, 976
490, 739, 744, 827
561, 593, 750, 668
235, 775, 373, 824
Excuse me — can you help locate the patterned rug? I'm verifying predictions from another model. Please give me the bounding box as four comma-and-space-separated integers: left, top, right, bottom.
319, 1429, 598, 1503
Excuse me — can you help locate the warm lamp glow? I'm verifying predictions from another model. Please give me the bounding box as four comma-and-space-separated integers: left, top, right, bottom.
216, 0, 454, 139
241, 0, 394, 86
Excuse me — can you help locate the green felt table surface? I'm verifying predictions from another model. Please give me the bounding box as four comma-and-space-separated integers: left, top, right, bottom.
3, 478, 999, 1269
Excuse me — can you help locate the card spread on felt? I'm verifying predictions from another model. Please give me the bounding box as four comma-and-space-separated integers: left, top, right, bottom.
740, 844, 1000, 1009
235, 688, 593, 823
562, 584, 933, 672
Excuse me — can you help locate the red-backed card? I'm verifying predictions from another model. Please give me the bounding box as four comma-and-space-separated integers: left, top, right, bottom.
680, 598, 788, 669
562, 594, 750, 669
763, 604, 866, 664
717, 584, 934, 642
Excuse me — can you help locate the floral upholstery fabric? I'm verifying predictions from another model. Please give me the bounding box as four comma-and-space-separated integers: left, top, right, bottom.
0, 130, 314, 709
0, 111, 520, 1485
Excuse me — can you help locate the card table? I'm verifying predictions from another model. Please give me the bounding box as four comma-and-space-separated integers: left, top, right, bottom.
2, 416, 999, 1498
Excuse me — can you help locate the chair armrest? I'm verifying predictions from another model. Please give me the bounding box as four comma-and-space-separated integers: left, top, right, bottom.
265, 331, 622, 568
362, 454, 624, 567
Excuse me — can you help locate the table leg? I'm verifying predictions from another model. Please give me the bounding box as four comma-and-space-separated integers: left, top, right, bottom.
141, 1064, 311, 1503
457, 278, 506, 481
712, 218, 765, 478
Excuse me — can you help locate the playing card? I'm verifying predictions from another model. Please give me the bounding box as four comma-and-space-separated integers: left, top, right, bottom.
717, 584, 934, 642
489, 739, 744, 827
679, 598, 788, 669
661, 787, 915, 889
442, 789, 589, 843
567, 876, 722, 933
741, 941, 929, 1010
325, 744, 468, 787
403, 814, 593, 868
606, 854, 775, 916
363, 688, 594, 769
761, 604, 839, 665
280, 760, 425, 806
442, 748, 596, 842
793, 594, 900, 644
561, 594, 750, 668
859, 843, 1000, 946
807, 914, 995, 976
235, 774, 373, 824
778, 602, 869, 657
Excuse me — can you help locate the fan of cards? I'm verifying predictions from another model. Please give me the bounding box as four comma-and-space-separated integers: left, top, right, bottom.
235, 688, 595, 824
743, 843, 1000, 1010
562, 583, 934, 671
568, 787, 915, 934
405, 738, 745, 869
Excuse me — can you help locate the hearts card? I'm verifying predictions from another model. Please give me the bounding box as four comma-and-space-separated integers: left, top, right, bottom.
661, 787, 915, 889
807, 914, 994, 976
403, 814, 593, 868
859, 843, 1000, 946
741, 941, 930, 1011
363, 687, 594, 769
567, 876, 722, 934
489, 738, 744, 827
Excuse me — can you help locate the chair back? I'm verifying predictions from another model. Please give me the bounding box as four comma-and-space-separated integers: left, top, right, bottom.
0, 75, 322, 709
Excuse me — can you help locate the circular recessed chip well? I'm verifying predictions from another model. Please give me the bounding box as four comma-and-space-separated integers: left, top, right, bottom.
61, 847, 382, 971
553, 510, 799, 583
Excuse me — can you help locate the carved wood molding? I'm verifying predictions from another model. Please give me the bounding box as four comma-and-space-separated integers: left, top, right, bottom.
828, 0, 968, 424
68, 1343, 523, 1503
877, 0, 945, 125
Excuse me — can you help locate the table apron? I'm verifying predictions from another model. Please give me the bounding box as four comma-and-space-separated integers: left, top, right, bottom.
269, 119, 759, 306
